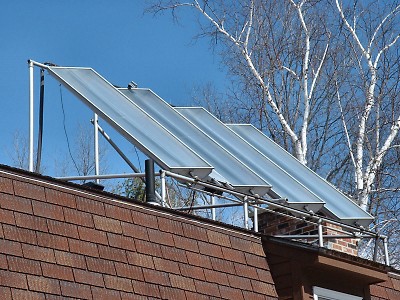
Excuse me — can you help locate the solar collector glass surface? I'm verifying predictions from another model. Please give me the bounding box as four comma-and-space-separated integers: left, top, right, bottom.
227, 124, 374, 227
176, 107, 326, 214
119, 88, 271, 196
47, 67, 213, 179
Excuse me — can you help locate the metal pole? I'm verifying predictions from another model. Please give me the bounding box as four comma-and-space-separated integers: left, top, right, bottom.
253, 207, 258, 232
145, 159, 157, 204
94, 121, 140, 173
373, 236, 379, 262
161, 170, 166, 207
318, 219, 324, 247
243, 196, 249, 230
93, 114, 100, 184
211, 195, 216, 221
28, 60, 34, 172
383, 237, 390, 266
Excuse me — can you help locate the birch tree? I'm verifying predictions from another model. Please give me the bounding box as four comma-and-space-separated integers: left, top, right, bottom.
148, 0, 400, 264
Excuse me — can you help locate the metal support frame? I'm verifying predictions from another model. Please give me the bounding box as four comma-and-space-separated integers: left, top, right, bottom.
383, 236, 390, 266
27, 60, 391, 266
318, 219, 324, 247
211, 195, 216, 221
28, 60, 34, 172
243, 196, 249, 230
160, 170, 166, 207
93, 113, 100, 184
253, 207, 258, 232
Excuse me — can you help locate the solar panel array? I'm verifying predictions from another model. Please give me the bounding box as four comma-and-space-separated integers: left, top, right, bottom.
48, 66, 374, 226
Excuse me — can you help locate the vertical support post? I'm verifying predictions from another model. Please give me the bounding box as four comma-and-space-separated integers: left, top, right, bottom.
383, 237, 390, 266
318, 219, 324, 247
253, 206, 258, 232
28, 60, 34, 172
243, 197, 249, 230
145, 159, 157, 204
211, 195, 216, 221
93, 113, 100, 184
160, 170, 166, 207
373, 236, 379, 262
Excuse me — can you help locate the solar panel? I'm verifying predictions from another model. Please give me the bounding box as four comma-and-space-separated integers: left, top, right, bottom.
47, 67, 213, 179
227, 124, 374, 227
176, 107, 326, 214
119, 88, 271, 196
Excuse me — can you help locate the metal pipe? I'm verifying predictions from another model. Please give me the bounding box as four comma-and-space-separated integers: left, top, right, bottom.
274, 234, 369, 239
57, 172, 159, 181
243, 197, 249, 230
35, 68, 45, 173
93, 121, 141, 174
162, 170, 379, 237
93, 114, 100, 184
145, 159, 157, 204
161, 170, 166, 207
211, 195, 216, 221
383, 236, 390, 266
318, 219, 324, 247
30, 60, 49, 69
174, 202, 243, 211
253, 207, 258, 232
373, 236, 379, 262
28, 60, 34, 172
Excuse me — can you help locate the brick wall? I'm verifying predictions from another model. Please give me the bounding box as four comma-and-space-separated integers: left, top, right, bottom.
0, 166, 278, 299
259, 212, 358, 256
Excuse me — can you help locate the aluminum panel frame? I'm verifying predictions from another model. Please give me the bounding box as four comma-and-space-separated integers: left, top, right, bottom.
47, 67, 213, 179
119, 88, 272, 197
176, 107, 326, 215
228, 124, 374, 227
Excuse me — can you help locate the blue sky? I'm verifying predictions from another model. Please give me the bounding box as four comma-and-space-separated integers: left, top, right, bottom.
0, 1, 227, 176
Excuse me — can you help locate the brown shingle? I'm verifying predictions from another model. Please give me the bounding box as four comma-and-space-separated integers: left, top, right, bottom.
0, 193, 32, 214
98, 245, 127, 263
103, 274, 133, 292
63, 207, 94, 228
60, 281, 92, 299
14, 212, 48, 232
68, 238, 99, 258
8, 256, 41, 275
0, 208, 15, 225
93, 215, 122, 234
107, 232, 136, 251
41, 262, 74, 281
0, 270, 28, 289
11, 288, 46, 300
0, 178, 13, 195
54, 250, 86, 269
131, 210, 158, 229
105, 203, 132, 223
73, 269, 104, 287
47, 219, 78, 239
37, 232, 68, 251
76, 196, 105, 216
22, 244, 56, 263
78, 226, 108, 245
143, 268, 171, 286
86, 257, 116, 275
182, 222, 208, 242
32, 200, 64, 221
169, 274, 196, 291
13, 180, 45, 201
3, 224, 37, 245
27, 275, 60, 295
114, 262, 144, 281
45, 188, 76, 209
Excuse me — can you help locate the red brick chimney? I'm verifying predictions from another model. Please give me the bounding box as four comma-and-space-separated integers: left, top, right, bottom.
258, 211, 359, 256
